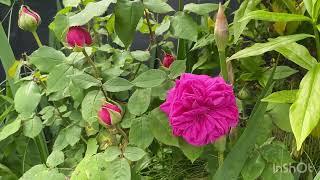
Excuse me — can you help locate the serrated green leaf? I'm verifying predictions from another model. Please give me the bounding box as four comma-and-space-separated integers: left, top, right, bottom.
0, 119, 21, 142
69, 0, 115, 26
47, 150, 65, 168
103, 77, 133, 92
184, 3, 218, 15
128, 88, 151, 115
132, 69, 167, 88
123, 146, 146, 161
109, 158, 131, 180
131, 50, 150, 62
179, 139, 203, 162
14, 81, 41, 115
241, 152, 265, 180
71, 73, 100, 89
47, 63, 74, 93
81, 90, 104, 123
168, 60, 186, 79
129, 117, 154, 149
103, 146, 121, 162
149, 108, 179, 147
170, 12, 199, 42
143, 0, 174, 13
20, 164, 65, 180
23, 116, 43, 138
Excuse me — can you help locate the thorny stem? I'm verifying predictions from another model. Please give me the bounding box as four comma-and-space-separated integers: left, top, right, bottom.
144, 9, 155, 46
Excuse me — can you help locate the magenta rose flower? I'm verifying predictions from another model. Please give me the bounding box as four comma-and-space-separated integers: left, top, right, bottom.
18, 5, 41, 32
66, 26, 92, 48
162, 53, 175, 68
98, 102, 122, 127
160, 73, 239, 146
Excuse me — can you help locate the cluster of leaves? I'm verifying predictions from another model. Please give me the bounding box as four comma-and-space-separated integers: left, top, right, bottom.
1, 0, 320, 179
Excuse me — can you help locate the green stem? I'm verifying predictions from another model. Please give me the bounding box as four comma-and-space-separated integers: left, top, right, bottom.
177, 0, 186, 60
218, 151, 224, 166
32, 31, 43, 47
34, 131, 49, 164
218, 50, 228, 81
82, 49, 99, 78
312, 23, 320, 61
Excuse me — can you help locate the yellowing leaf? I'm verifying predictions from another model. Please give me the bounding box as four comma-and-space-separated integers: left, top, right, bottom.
8, 61, 21, 78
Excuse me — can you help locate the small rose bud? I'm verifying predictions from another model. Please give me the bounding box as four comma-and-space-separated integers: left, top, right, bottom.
18, 5, 41, 32
214, 3, 228, 52
98, 102, 122, 127
66, 26, 92, 48
162, 53, 175, 68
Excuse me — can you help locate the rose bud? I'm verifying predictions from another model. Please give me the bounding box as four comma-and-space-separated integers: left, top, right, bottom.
18, 5, 41, 32
98, 102, 122, 127
66, 26, 92, 48
162, 53, 175, 68
214, 3, 228, 52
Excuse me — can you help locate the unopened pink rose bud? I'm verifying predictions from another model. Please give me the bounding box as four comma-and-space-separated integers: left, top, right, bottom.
18, 5, 41, 32
98, 102, 122, 127
214, 3, 228, 52
162, 53, 175, 68
66, 26, 93, 48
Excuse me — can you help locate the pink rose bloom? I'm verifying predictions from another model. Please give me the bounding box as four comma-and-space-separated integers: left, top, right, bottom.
160, 73, 239, 146
98, 102, 122, 126
66, 26, 92, 47
162, 53, 175, 68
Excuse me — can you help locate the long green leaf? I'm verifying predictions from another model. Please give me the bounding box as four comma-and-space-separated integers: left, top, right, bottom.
289, 64, 320, 150
0, 23, 16, 94
213, 65, 276, 180
228, 34, 314, 61
275, 42, 317, 70
239, 10, 312, 22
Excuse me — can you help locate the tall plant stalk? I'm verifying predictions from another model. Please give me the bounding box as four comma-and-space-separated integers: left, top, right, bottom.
177, 0, 186, 60
312, 23, 320, 61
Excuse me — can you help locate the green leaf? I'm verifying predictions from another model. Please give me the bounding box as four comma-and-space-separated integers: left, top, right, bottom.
149, 108, 179, 147
131, 50, 150, 62
48, 15, 69, 42
0, 24, 17, 93
312, 0, 320, 19
23, 116, 43, 138
260, 142, 294, 165
47, 63, 74, 93
85, 138, 98, 157
155, 16, 171, 36
0, 119, 21, 142
265, 103, 292, 132
143, 0, 174, 14
123, 146, 146, 161
47, 150, 65, 168
29, 46, 66, 72
228, 34, 314, 61
103, 77, 134, 92
132, 69, 167, 88
179, 139, 203, 163
128, 88, 151, 115
115, 0, 144, 47
0, 0, 11, 6
63, 0, 80, 7
233, 0, 260, 43
0, 163, 18, 179
213, 73, 275, 179
304, 0, 313, 16
71, 73, 100, 89
71, 154, 109, 180
191, 34, 215, 51
29, 46, 66, 73
275, 42, 317, 70
129, 117, 154, 149
109, 158, 131, 180
184, 3, 218, 15
262, 90, 298, 104
102, 146, 121, 162
290, 64, 320, 150
239, 10, 312, 22
270, 66, 298, 80
20, 165, 65, 180
168, 60, 186, 79
241, 152, 266, 180
14, 81, 41, 115
81, 90, 104, 123
53, 126, 82, 151
69, 0, 115, 26
170, 12, 199, 42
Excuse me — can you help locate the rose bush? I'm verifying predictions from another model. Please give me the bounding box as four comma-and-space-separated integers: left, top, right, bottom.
1, 0, 320, 179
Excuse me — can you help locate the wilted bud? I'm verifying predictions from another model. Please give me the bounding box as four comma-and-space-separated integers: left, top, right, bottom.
162, 53, 175, 68
97, 129, 117, 150
98, 102, 122, 127
214, 3, 228, 52
66, 26, 92, 48
238, 87, 250, 100
18, 5, 41, 32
